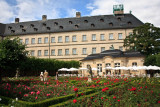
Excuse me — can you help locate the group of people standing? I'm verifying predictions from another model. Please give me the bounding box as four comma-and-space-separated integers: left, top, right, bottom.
40, 70, 49, 81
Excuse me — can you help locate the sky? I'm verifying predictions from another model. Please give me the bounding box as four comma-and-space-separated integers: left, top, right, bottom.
0, 0, 160, 27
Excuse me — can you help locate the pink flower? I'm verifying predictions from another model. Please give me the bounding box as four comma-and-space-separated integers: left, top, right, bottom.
113, 96, 116, 99
24, 94, 28, 97
31, 91, 35, 95
47, 94, 51, 96
101, 97, 103, 99
35, 96, 38, 99
36, 91, 40, 95
73, 88, 78, 92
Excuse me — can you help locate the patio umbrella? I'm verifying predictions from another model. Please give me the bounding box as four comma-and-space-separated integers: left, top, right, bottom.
92, 68, 97, 71
147, 65, 160, 70
103, 67, 113, 70
69, 68, 79, 71
58, 68, 69, 71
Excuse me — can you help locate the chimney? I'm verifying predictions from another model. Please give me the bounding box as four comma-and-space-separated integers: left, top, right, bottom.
15, 18, 19, 23
42, 15, 47, 21
113, 4, 124, 15
76, 12, 81, 18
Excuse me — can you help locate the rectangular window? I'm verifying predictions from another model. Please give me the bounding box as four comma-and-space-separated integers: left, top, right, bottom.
106, 63, 111, 67
82, 48, 87, 55
118, 33, 123, 39
65, 36, 69, 42
20, 39, 23, 43
92, 48, 96, 54
25, 38, 29, 44
44, 50, 48, 56
115, 63, 120, 67
101, 47, 105, 52
51, 37, 55, 43
44, 37, 48, 43
119, 46, 123, 51
132, 62, 137, 67
31, 38, 35, 44
82, 35, 87, 41
100, 34, 105, 40
38, 50, 41, 56
92, 34, 96, 40
72, 48, 77, 55
51, 49, 55, 56
31, 50, 35, 56
72, 35, 76, 42
65, 49, 69, 55
109, 33, 114, 40
58, 36, 62, 43
38, 38, 42, 44
97, 64, 102, 72
58, 49, 62, 56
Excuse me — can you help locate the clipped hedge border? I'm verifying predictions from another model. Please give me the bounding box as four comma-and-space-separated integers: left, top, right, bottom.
0, 95, 12, 105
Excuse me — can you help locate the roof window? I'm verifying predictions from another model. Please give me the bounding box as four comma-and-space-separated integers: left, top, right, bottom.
34, 28, 38, 31
11, 30, 15, 33
117, 17, 121, 21
59, 26, 63, 29
109, 22, 113, 26
42, 23, 46, 26
22, 29, 26, 32
91, 24, 95, 27
20, 25, 24, 28
100, 18, 104, 22
128, 21, 132, 25
54, 22, 58, 26
8, 26, 12, 30
30, 24, 34, 28
84, 20, 88, 23
69, 21, 73, 24
47, 27, 50, 30
75, 25, 79, 28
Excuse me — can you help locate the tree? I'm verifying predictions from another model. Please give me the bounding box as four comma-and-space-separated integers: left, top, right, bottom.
124, 23, 160, 56
0, 37, 28, 82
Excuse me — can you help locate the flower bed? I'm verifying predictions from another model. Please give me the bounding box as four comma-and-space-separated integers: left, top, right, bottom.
0, 77, 160, 106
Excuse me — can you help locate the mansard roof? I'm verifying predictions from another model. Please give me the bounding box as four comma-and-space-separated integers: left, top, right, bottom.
81, 50, 144, 61
1, 13, 143, 36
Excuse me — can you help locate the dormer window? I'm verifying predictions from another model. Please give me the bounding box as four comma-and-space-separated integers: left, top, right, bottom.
91, 24, 95, 27
69, 21, 72, 24
8, 26, 12, 30
109, 22, 113, 26
20, 25, 24, 28
100, 18, 104, 22
75, 25, 79, 28
42, 23, 46, 26
11, 30, 15, 33
54, 22, 58, 26
47, 27, 50, 30
117, 17, 121, 21
59, 26, 63, 29
84, 20, 88, 23
30, 24, 34, 28
22, 29, 26, 32
128, 21, 132, 25
34, 28, 38, 31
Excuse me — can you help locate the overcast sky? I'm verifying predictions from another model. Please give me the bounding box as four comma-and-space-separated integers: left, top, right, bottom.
0, 0, 160, 27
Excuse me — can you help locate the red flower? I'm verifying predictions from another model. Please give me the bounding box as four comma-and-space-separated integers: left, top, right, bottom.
91, 97, 93, 99
74, 88, 78, 92
102, 87, 109, 92
81, 93, 84, 96
101, 97, 103, 99
113, 96, 116, 99
117, 99, 120, 102
158, 101, 160, 103
73, 99, 77, 103
36, 91, 40, 95
35, 96, 38, 99
102, 89, 106, 92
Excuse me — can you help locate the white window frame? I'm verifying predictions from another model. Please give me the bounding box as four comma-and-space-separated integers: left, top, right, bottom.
65, 36, 69, 42
25, 38, 29, 45
109, 33, 114, 40
38, 50, 41, 56
31, 50, 35, 56
58, 36, 62, 43
72, 48, 77, 55
115, 63, 120, 67
72, 35, 76, 42
82, 48, 87, 55
132, 62, 137, 67
51, 49, 55, 56
82, 35, 87, 41
101, 47, 105, 52
100, 34, 105, 40
20, 39, 23, 43
38, 38, 42, 44
44, 37, 48, 43
118, 33, 123, 39
58, 49, 62, 56
31, 38, 35, 44
51, 37, 55, 43
92, 34, 96, 41
92, 48, 96, 54
65, 49, 69, 55
44, 50, 48, 56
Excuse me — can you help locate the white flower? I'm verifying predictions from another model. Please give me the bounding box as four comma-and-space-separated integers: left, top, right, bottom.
16, 98, 18, 101
0, 98, 2, 101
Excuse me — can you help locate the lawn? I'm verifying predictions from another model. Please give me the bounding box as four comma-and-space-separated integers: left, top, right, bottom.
0, 76, 160, 107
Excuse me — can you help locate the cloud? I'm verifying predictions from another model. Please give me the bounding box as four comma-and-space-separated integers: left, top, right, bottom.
87, 0, 160, 27
0, 0, 14, 23
66, 9, 78, 18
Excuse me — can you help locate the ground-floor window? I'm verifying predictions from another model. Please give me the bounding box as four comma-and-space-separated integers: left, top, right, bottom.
97, 64, 102, 75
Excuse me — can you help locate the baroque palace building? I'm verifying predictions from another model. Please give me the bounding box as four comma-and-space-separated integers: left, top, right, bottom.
0, 5, 143, 61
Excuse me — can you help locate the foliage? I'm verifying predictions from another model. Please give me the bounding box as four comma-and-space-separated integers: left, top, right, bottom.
19, 57, 80, 76
144, 54, 160, 66
124, 23, 160, 56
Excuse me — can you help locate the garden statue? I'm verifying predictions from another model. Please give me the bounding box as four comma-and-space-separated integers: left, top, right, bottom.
40, 72, 44, 81
44, 70, 48, 81
87, 64, 93, 82
15, 68, 20, 79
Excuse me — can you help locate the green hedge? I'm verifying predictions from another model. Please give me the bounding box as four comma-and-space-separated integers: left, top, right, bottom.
17, 57, 80, 76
